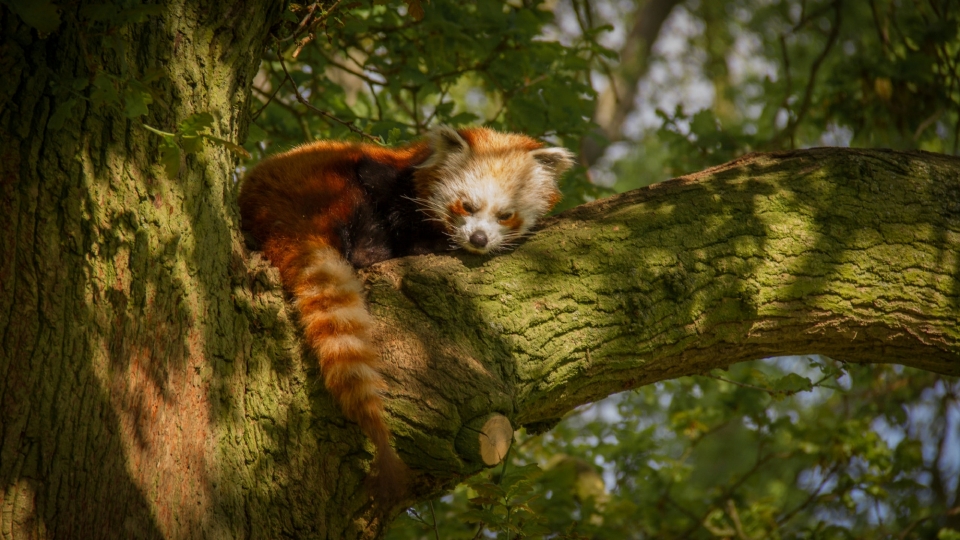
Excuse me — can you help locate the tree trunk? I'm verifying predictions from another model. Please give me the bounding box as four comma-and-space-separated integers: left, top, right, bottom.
2, 3, 959, 539
0, 1, 362, 538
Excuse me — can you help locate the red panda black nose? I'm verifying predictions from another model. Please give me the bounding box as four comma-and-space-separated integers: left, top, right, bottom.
469, 231, 488, 248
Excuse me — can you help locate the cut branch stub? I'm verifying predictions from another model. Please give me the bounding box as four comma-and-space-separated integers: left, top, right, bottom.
455, 413, 514, 466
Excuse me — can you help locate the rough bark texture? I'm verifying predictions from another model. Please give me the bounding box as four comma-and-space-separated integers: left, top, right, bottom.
0, 1, 347, 538
1, 3, 959, 539
1, 2, 435, 537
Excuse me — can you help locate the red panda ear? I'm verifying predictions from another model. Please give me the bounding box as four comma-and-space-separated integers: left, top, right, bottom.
428, 125, 469, 157
530, 147, 576, 177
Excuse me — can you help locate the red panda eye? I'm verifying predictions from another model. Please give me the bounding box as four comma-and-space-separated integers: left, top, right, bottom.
462, 201, 476, 214
497, 211, 514, 221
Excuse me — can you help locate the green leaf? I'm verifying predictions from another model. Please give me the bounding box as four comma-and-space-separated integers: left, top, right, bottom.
122, 87, 153, 118
159, 139, 180, 179
48, 98, 77, 130
2, 0, 61, 34
771, 373, 813, 394
90, 73, 120, 106
179, 112, 214, 137
369, 120, 410, 143
181, 135, 204, 154
460, 508, 498, 524
245, 123, 268, 144
470, 482, 506, 499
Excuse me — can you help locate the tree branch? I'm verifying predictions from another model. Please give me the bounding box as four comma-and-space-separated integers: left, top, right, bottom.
352, 148, 960, 502
770, 1, 842, 149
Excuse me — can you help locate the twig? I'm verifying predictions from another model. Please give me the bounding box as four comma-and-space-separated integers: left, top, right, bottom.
279, 2, 322, 43
279, 0, 345, 44
790, 0, 837, 32
777, 464, 838, 525
704, 374, 777, 394
868, 0, 890, 53
471, 446, 513, 540
411, 87, 421, 132
913, 107, 944, 141
726, 499, 751, 540
771, 0, 842, 149
291, 0, 346, 57
319, 53, 388, 86
429, 500, 441, 540
679, 450, 781, 539
663, 493, 702, 523
898, 506, 960, 539
775, 34, 792, 133
252, 85, 311, 140
251, 78, 285, 122
704, 368, 837, 397
366, 78, 385, 121
275, 45, 380, 142
422, 84, 451, 127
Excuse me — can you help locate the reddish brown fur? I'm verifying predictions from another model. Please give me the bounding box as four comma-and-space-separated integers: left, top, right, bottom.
458, 128, 542, 153
239, 139, 432, 504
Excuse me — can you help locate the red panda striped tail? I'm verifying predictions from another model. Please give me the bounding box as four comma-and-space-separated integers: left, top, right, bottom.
286, 240, 409, 502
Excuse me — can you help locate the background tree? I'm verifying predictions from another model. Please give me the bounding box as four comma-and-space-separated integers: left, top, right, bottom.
1, 1, 958, 539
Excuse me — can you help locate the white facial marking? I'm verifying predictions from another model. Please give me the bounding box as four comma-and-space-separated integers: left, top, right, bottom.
452, 176, 516, 253
419, 126, 573, 255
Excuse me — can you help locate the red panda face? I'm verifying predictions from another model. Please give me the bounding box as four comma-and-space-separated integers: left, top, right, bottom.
416, 126, 574, 254
445, 187, 525, 254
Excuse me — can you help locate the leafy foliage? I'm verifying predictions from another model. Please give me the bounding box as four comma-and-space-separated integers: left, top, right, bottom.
145, 113, 250, 178
612, 0, 960, 190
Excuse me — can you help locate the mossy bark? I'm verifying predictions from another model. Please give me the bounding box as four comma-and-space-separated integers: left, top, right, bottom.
1, 3, 959, 538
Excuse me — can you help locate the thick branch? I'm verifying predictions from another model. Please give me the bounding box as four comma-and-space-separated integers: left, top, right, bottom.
362, 147, 960, 497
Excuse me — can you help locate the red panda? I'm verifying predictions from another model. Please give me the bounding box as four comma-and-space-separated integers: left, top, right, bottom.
238, 126, 575, 500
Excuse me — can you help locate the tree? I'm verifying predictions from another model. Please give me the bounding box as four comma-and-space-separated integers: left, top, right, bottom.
1, 1, 958, 540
